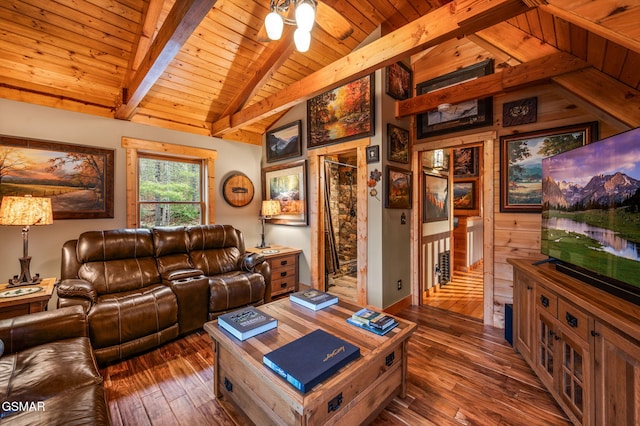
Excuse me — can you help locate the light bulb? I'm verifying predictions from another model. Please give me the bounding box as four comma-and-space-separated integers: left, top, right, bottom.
295, 1, 315, 32
265, 11, 284, 40
293, 28, 311, 52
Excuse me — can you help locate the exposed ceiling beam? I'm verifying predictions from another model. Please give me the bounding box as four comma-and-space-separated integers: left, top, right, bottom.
396, 52, 590, 117
474, 21, 640, 128
211, 0, 532, 136
541, 1, 640, 55
115, 0, 218, 120
218, 29, 297, 118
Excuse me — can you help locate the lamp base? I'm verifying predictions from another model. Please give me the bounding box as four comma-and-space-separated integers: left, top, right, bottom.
7, 257, 41, 288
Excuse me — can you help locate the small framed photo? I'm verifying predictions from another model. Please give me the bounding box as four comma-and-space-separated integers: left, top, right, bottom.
385, 166, 412, 209
266, 120, 302, 163
502, 97, 537, 127
453, 147, 478, 178
385, 61, 412, 100
366, 145, 379, 163
387, 124, 410, 164
453, 181, 476, 210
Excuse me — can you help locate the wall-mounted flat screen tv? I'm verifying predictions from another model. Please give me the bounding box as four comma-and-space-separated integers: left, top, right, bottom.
541, 127, 640, 305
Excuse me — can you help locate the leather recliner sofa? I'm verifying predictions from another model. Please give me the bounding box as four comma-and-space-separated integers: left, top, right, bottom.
57, 224, 271, 366
0, 305, 110, 425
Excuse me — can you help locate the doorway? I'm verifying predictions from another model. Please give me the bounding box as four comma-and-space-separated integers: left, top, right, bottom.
413, 131, 495, 325
421, 146, 484, 320
324, 155, 358, 302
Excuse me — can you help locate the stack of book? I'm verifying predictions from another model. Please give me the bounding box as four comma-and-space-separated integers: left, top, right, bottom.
217, 306, 278, 341
263, 329, 360, 393
289, 289, 338, 311
347, 308, 398, 335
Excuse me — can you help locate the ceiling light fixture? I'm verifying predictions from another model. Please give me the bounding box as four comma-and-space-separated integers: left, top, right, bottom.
264, 0, 316, 52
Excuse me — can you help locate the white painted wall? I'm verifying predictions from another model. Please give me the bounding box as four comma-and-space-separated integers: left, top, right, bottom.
0, 99, 264, 293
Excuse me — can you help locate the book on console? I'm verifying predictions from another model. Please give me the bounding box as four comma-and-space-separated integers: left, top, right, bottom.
289, 289, 338, 311
263, 329, 360, 393
217, 306, 277, 341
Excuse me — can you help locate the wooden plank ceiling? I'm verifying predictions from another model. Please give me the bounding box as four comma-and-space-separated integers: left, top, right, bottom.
0, 0, 638, 145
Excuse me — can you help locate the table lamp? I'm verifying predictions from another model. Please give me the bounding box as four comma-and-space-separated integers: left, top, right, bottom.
258, 200, 281, 248
0, 195, 53, 287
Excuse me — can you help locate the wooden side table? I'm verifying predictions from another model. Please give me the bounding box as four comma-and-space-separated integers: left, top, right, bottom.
0, 277, 56, 320
247, 245, 302, 299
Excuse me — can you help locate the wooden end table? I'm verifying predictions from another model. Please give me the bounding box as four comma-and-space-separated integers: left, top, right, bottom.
204, 297, 416, 425
247, 245, 302, 298
0, 277, 56, 320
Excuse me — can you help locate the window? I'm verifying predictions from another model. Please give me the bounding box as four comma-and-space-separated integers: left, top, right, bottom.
138, 155, 203, 227
122, 138, 217, 228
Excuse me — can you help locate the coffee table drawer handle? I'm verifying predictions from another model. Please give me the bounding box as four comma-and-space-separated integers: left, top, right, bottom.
386, 351, 395, 367
328, 392, 343, 413
224, 377, 233, 392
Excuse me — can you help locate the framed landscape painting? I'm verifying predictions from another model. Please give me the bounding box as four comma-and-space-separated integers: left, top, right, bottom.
453, 181, 475, 210
423, 173, 448, 222
266, 120, 301, 163
416, 60, 494, 139
386, 166, 412, 209
387, 124, 409, 164
261, 160, 308, 226
500, 122, 598, 212
453, 147, 478, 177
385, 61, 412, 100
307, 74, 374, 149
0, 136, 114, 219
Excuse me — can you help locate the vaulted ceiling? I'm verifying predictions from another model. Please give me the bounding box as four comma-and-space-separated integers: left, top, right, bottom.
1, 0, 639, 145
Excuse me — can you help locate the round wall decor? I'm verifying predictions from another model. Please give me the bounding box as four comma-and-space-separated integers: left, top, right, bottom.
222, 173, 254, 207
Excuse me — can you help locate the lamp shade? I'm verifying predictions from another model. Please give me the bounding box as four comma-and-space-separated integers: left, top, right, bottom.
265, 10, 284, 40
261, 200, 281, 217
293, 28, 311, 52
0, 195, 53, 226
295, 0, 316, 32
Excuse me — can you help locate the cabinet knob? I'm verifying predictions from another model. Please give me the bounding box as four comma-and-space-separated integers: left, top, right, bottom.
280, 271, 287, 277
540, 295, 550, 308
280, 282, 287, 288
280, 260, 288, 266
591, 330, 600, 337
565, 312, 578, 328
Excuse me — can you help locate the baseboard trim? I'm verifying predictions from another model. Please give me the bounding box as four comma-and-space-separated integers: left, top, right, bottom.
383, 294, 412, 315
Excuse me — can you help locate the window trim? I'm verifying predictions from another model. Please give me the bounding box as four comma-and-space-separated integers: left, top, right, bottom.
122, 137, 217, 228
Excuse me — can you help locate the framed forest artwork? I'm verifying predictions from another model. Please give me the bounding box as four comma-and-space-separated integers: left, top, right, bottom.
261, 160, 308, 226
423, 173, 448, 222
0, 136, 114, 219
385, 61, 412, 100
307, 74, 374, 149
387, 124, 409, 164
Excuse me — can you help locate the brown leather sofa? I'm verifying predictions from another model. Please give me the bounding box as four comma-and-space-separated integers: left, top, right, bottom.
57, 224, 270, 366
0, 306, 110, 425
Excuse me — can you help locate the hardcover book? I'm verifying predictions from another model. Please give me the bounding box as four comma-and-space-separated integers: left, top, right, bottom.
263, 329, 360, 393
289, 289, 338, 311
217, 306, 277, 341
346, 318, 398, 336
351, 308, 395, 330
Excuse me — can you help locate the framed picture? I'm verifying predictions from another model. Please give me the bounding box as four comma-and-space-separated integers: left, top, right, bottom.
416, 59, 494, 139
366, 145, 379, 164
387, 124, 410, 164
385, 61, 412, 100
266, 120, 302, 163
385, 166, 412, 209
0, 136, 114, 219
423, 173, 449, 222
502, 97, 537, 127
500, 121, 598, 212
261, 160, 307, 226
453, 181, 476, 210
453, 147, 478, 177
307, 74, 374, 149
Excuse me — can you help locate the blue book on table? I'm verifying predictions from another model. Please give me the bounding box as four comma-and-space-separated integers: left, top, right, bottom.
217, 306, 277, 341
263, 329, 360, 393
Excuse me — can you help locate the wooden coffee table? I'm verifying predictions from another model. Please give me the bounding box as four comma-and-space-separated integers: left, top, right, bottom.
203, 297, 416, 425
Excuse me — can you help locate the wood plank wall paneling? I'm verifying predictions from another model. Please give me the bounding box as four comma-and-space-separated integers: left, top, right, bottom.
412, 35, 629, 328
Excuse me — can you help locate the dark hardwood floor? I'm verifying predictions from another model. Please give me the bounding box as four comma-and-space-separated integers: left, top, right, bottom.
102, 305, 570, 425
